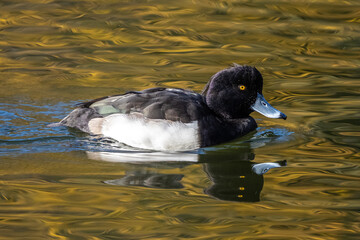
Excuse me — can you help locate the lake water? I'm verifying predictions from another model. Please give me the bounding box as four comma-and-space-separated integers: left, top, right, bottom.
0, 0, 359, 239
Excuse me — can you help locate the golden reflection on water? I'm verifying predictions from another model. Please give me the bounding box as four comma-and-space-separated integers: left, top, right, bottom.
0, 0, 360, 239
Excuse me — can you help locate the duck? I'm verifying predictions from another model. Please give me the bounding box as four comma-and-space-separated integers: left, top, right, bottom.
55, 64, 286, 151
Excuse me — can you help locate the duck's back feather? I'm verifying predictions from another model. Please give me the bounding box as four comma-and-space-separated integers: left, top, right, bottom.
81, 87, 209, 122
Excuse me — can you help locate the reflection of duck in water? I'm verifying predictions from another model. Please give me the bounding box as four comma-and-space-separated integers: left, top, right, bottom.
54, 65, 286, 151
101, 158, 285, 202
88, 141, 286, 202
203, 159, 286, 202
104, 173, 184, 189
199, 147, 286, 202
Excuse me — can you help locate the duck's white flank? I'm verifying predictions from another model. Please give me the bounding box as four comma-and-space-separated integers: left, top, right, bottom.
89, 113, 200, 151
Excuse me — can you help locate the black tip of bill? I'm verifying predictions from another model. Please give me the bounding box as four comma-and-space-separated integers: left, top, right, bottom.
280, 112, 287, 120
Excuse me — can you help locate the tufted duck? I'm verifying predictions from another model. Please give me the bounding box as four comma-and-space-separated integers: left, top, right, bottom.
55, 64, 286, 151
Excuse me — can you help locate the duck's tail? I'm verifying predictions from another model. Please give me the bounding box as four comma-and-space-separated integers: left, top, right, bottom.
48, 107, 102, 134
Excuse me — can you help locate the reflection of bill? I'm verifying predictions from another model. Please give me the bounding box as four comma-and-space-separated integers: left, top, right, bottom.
87, 149, 286, 202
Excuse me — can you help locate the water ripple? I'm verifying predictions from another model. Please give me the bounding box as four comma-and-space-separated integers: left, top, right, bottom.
0, 0, 359, 239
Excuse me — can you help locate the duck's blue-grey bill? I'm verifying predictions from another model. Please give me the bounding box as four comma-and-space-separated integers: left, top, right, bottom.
251, 93, 287, 120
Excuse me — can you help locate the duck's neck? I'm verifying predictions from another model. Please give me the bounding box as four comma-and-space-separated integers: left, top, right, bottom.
198, 115, 257, 147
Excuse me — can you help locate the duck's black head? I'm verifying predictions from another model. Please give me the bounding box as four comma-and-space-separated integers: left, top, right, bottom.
202, 64, 286, 120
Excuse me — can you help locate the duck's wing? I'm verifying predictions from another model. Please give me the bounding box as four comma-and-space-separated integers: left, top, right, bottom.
88, 88, 208, 122
59, 87, 209, 133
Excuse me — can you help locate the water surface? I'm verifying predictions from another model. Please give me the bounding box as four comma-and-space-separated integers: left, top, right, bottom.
0, 0, 359, 239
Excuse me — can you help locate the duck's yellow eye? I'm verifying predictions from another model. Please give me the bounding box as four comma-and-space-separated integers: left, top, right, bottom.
239, 85, 246, 90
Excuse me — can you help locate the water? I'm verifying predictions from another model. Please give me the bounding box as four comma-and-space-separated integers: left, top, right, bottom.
1, 0, 359, 239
